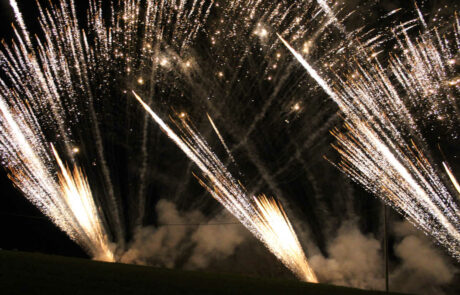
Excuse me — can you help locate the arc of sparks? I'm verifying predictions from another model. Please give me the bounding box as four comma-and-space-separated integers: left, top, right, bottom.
133, 91, 318, 282
279, 17, 460, 260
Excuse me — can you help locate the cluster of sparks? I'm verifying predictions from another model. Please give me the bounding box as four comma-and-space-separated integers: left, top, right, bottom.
133, 92, 317, 282
0, 92, 113, 260
0, 0, 459, 284
0, 0, 349, 279
280, 9, 460, 259
0, 0, 214, 260
52, 146, 114, 262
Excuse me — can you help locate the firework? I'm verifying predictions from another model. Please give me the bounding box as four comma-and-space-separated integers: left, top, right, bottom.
443, 162, 460, 197
5, 0, 456, 278
0, 90, 113, 260
1, 0, 350, 263
280, 10, 460, 259
1, 0, 214, 255
52, 145, 114, 262
133, 91, 317, 282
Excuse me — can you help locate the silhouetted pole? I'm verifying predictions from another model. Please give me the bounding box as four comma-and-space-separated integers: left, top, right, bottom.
383, 204, 389, 293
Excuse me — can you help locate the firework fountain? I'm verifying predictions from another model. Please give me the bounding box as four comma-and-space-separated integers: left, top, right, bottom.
0, 93, 114, 260
1, 0, 458, 285
133, 91, 317, 282
0, 0, 345, 270
0, 0, 214, 258
279, 7, 460, 260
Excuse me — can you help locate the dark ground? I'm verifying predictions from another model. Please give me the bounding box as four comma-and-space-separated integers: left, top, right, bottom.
0, 250, 408, 295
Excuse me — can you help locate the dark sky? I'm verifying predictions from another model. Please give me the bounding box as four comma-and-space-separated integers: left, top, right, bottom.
0, 1, 458, 293
0, 0, 82, 257
0, 0, 377, 257
0, 0, 85, 257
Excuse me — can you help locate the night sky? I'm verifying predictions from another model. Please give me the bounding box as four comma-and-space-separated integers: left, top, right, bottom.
0, 0, 459, 294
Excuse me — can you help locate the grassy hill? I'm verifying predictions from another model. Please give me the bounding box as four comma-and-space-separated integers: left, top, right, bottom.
0, 250, 405, 295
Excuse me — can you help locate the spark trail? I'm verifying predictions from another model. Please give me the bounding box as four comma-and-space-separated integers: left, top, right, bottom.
53, 145, 114, 262
280, 12, 460, 259
0, 93, 113, 260
443, 162, 460, 197
133, 91, 318, 282
207, 113, 236, 164
1, 0, 213, 253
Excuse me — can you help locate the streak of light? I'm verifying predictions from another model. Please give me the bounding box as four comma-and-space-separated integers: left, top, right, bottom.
207, 113, 236, 164
443, 162, 460, 196
280, 14, 460, 260
133, 91, 318, 282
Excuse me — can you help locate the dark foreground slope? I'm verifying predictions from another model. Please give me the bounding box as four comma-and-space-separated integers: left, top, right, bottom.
0, 250, 404, 295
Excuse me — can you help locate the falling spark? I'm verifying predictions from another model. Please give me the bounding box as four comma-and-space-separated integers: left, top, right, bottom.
443, 162, 460, 196
206, 113, 236, 164
133, 91, 317, 282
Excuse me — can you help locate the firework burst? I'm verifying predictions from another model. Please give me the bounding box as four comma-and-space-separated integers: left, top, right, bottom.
133, 91, 317, 282
280, 9, 460, 259
0, 0, 348, 265
0, 0, 213, 257
0, 90, 113, 260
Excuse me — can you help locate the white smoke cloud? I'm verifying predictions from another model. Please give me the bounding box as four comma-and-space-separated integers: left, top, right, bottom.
120, 199, 247, 269
120, 200, 456, 294
309, 222, 384, 290
390, 221, 456, 295
185, 214, 247, 269
308, 220, 457, 294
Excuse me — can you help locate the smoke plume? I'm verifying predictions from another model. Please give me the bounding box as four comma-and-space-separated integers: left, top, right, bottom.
309, 220, 457, 294
120, 199, 248, 269
390, 221, 457, 295
309, 222, 385, 290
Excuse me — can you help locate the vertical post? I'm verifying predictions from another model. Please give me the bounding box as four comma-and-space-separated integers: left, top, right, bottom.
383, 204, 389, 293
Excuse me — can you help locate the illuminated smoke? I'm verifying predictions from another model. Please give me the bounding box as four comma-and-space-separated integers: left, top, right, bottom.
1, 0, 213, 256
281, 11, 460, 259
133, 92, 317, 282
